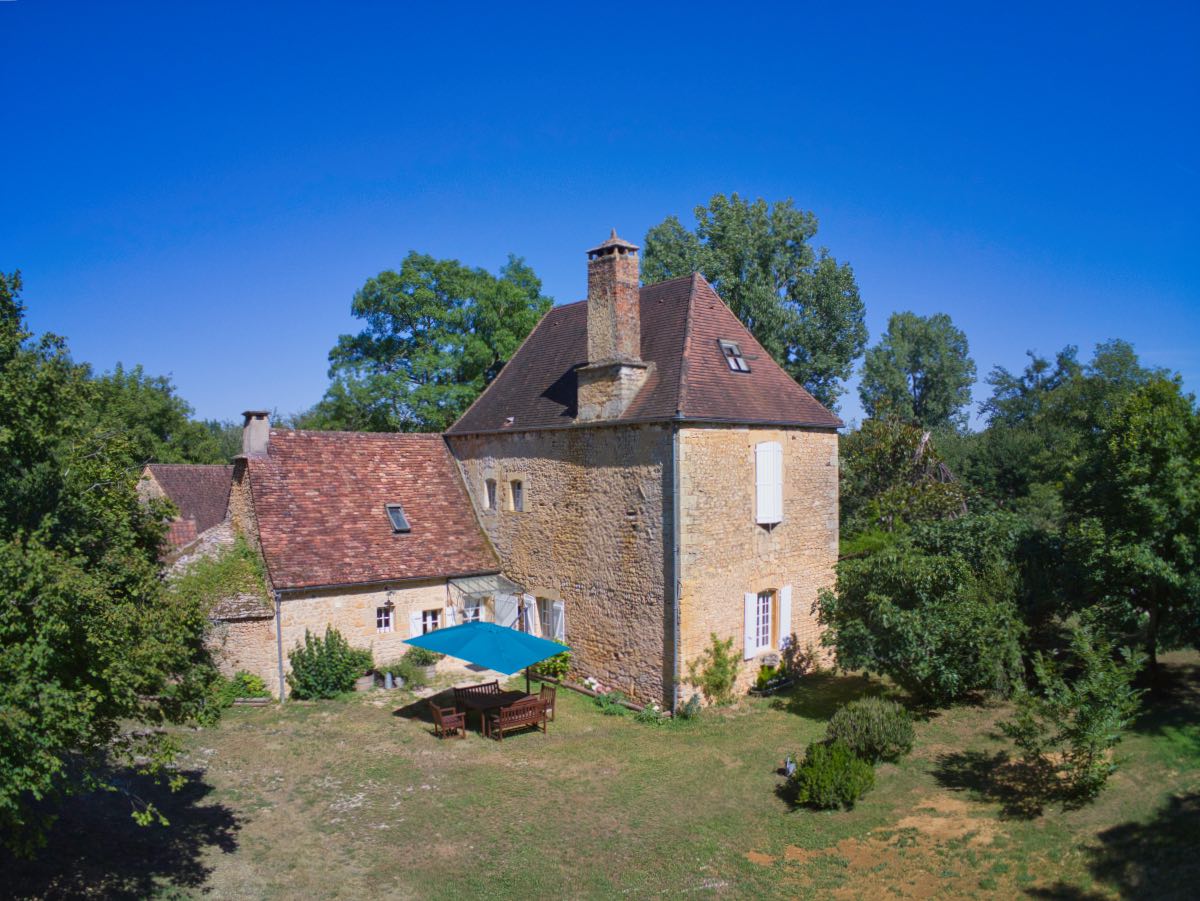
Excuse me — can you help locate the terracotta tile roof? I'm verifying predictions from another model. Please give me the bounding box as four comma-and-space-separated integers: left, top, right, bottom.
247, 431, 499, 590
447, 274, 842, 434
145, 464, 233, 542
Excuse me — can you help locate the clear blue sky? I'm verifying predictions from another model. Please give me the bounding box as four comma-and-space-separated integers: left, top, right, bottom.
3, 1, 1197, 427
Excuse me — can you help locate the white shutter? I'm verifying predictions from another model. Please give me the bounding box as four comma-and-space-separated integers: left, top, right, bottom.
522, 594, 537, 634
756, 441, 783, 524
771, 442, 783, 523
444, 606, 457, 627
779, 584, 793, 649
408, 611, 422, 638
744, 592, 757, 660
551, 600, 566, 642
494, 593, 518, 629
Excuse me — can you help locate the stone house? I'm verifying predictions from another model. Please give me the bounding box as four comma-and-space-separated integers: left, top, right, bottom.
210, 231, 840, 705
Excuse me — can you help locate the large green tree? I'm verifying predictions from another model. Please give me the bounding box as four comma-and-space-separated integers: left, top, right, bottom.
642, 193, 867, 409
1064, 374, 1200, 675
89, 363, 233, 465
299, 253, 552, 432
859, 311, 977, 430
0, 272, 218, 853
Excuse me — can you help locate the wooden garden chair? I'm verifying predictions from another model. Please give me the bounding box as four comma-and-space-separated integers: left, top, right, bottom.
429, 702, 466, 740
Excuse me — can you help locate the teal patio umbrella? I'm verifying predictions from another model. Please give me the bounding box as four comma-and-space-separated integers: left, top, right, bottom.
405, 621, 568, 688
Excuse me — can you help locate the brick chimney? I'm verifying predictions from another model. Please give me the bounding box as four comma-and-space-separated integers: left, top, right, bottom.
242, 410, 270, 456
577, 230, 651, 421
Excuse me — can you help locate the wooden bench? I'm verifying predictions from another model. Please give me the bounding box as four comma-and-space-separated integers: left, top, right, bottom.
454, 680, 500, 709
486, 697, 547, 741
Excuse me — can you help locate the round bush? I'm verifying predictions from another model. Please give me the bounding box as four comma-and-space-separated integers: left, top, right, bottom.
825, 697, 914, 763
287, 627, 373, 699
788, 740, 875, 809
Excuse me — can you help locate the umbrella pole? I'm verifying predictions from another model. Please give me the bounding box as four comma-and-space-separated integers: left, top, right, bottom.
525, 666, 531, 695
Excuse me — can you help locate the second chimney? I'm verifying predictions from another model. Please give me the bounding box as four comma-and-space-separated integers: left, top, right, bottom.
242, 410, 271, 456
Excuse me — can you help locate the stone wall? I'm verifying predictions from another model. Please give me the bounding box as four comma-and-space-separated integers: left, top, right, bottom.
448, 425, 673, 705
209, 578, 462, 697
678, 425, 838, 698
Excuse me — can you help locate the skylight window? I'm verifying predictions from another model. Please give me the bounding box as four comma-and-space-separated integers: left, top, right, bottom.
719, 339, 750, 372
385, 503, 411, 533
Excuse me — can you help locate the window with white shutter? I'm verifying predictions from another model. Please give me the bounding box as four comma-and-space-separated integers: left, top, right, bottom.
779, 585, 793, 648
743, 592, 757, 659
755, 441, 783, 525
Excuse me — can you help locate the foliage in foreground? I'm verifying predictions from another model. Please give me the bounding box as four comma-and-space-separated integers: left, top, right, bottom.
0, 271, 218, 854
1001, 627, 1145, 802
687, 632, 740, 705
788, 740, 876, 810
818, 513, 1025, 705
825, 697, 914, 764
286, 628, 373, 700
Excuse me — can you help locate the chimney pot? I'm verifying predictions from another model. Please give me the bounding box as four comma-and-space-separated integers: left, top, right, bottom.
242, 410, 271, 456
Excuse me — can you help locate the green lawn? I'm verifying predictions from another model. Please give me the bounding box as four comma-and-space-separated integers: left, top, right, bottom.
9, 653, 1199, 899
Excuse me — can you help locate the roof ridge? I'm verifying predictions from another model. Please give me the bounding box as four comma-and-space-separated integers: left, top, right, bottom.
446, 296, 562, 434
642, 273, 697, 290
675, 273, 701, 417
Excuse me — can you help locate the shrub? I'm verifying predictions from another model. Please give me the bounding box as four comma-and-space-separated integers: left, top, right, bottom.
531, 649, 572, 680
688, 633, 739, 705
825, 697, 914, 763
593, 691, 627, 716
676, 693, 702, 721
212, 670, 271, 707
403, 646, 444, 667
1000, 626, 1145, 802
788, 741, 875, 810
755, 664, 781, 691
634, 700, 667, 726
286, 627, 373, 699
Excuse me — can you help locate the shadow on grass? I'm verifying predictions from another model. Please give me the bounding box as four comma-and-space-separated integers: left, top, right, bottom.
770, 671, 884, 721
1, 768, 239, 900
1131, 658, 1200, 741
1026, 792, 1200, 900
931, 749, 1055, 819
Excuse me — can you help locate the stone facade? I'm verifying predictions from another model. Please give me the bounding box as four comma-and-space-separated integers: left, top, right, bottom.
209, 577, 463, 697
448, 424, 674, 705
677, 425, 839, 697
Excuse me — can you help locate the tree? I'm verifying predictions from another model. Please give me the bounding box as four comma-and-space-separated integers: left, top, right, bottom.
300, 253, 552, 432
89, 363, 232, 464
1064, 375, 1200, 675
0, 271, 218, 853
840, 414, 968, 537
859, 312, 977, 429
817, 513, 1025, 705
642, 193, 867, 409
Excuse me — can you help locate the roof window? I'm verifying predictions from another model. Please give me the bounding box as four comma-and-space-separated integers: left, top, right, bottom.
385, 503, 411, 533
719, 339, 751, 372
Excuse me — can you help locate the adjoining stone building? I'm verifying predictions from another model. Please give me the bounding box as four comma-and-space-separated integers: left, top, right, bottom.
205, 230, 840, 705
139, 463, 233, 552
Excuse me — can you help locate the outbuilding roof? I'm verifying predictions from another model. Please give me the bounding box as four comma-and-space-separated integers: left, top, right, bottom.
246, 431, 499, 590
144, 463, 233, 540
446, 274, 842, 434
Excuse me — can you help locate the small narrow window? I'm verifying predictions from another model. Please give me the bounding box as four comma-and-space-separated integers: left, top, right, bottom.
484, 478, 497, 510
376, 606, 393, 633
386, 503, 410, 533
719, 339, 750, 372
463, 598, 483, 623
510, 479, 524, 512
421, 608, 441, 634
